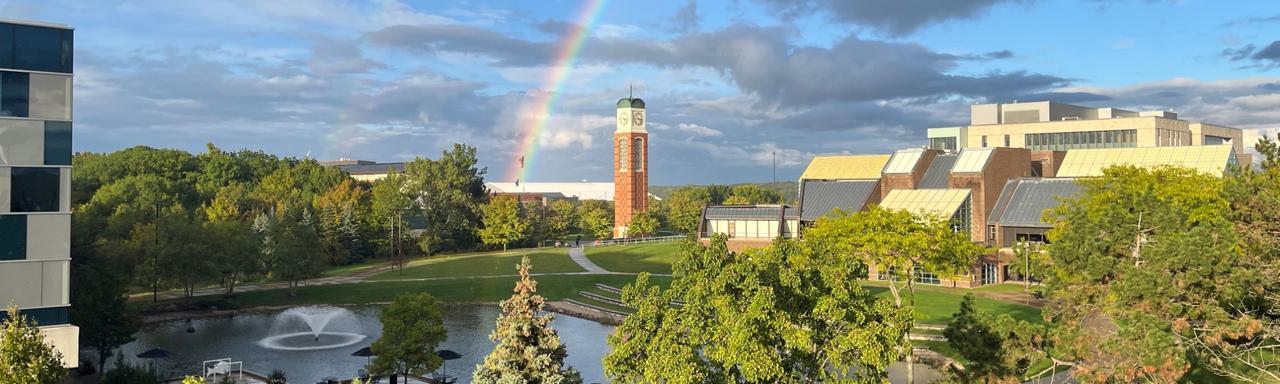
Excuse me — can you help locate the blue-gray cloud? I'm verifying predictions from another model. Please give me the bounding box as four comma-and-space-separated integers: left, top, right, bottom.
756, 0, 1025, 36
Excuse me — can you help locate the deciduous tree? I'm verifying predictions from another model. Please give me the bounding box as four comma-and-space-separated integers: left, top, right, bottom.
479, 196, 528, 251
0, 305, 66, 384
626, 210, 659, 237
370, 293, 446, 384
605, 236, 911, 383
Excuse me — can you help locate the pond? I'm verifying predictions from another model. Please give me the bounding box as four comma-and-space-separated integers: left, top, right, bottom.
120, 305, 940, 383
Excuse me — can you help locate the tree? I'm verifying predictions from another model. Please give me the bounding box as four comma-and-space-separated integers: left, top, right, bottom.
400, 144, 489, 251
547, 199, 578, 240
203, 217, 259, 297
1221, 137, 1280, 382
255, 208, 327, 297
605, 236, 911, 383
662, 187, 711, 234
943, 294, 1039, 383
578, 203, 613, 240
370, 293, 447, 384
473, 257, 583, 384
724, 184, 782, 204
627, 210, 659, 237
1043, 165, 1277, 383
1007, 240, 1050, 289
371, 172, 414, 270
803, 206, 986, 384
70, 212, 142, 372
0, 305, 66, 384
314, 179, 372, 265
479, 196, 528, 251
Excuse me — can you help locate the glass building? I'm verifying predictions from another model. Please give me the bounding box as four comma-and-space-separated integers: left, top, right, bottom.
0, 18, 77, 367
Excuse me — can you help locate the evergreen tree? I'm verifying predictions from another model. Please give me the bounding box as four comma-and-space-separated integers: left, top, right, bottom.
473, 257, 583, 384
0, 305, 66, 384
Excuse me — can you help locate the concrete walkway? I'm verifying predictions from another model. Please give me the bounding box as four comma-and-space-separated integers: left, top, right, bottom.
568, 246, 611, 273
139, 262, 399, 302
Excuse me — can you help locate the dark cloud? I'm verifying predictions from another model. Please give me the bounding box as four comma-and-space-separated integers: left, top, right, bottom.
1253, 41, 1280, 61
367, 23, 1066, 106
1223, 44, 1256, 61
305, 37, 385, 75
756, 0, 1023, 36
1011, 92, 1111, 104
673, 0, 700, 32
984, 50, 1014, 59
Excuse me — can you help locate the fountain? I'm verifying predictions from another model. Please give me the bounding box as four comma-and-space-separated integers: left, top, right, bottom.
257, 306, 367, 351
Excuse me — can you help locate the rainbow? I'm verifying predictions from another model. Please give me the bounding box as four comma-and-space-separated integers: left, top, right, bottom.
508, 0, 608, 182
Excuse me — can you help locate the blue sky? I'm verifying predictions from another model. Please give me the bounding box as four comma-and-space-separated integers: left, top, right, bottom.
6, 0, 1280, 184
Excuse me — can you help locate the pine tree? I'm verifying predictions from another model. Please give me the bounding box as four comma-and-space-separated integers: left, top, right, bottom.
472, 257, 583, 384
0, 305, 66, 384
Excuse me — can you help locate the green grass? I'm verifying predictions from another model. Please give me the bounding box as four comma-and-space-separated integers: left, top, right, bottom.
321, 258, 389, 277
972, 282, 1039, 294
585, 242, 683, 274
863, 284, 1043, 325
366, 249, 583, 280
147, 274, 672, 309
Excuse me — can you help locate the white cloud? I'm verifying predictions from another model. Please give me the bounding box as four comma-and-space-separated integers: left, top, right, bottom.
675, 123, 723, 137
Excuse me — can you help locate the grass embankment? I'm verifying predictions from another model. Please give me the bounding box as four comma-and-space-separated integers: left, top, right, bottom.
366, 249, 584, 280
585, 242, 683, 274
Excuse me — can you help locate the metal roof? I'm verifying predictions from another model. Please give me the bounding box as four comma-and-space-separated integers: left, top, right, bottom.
952, 148, 994, 173
918, 154, 958, 189
879, 189, 971, 218
800, 155, 891, 180
988, 178, 1080, 227
800, 180, 878, 221
485, 182, 617, 201
704, 205, 799, 220
1056, 145, 1235, 177
337, 162, 405, 175
883, 148, 925, 174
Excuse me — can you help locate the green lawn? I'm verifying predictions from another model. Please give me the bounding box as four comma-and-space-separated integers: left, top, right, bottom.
366, 249, 584, 280
151, 274, 672, 309
321, 258, 390, 277
972, 282, 1039, 294
863, 285, 1043, 325
585, 242, 683, 274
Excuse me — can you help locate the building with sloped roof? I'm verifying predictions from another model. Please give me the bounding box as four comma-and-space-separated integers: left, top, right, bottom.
699, 205, 799, 251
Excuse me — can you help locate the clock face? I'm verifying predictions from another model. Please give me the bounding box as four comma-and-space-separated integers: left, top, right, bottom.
632, 111, 644, 125
618, 115, 629, 125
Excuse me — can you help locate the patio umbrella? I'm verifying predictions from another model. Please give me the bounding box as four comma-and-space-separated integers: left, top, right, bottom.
351, 346, 374, 365
136, 348, 171, 359
436, 350, 462, 380
136, 348, 170, 376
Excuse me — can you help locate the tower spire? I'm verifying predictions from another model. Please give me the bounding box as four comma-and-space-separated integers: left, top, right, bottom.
629, 83, 633, 99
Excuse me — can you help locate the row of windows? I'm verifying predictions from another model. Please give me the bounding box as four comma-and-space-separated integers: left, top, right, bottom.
0, 70, 71, 120
6, 167, 61, 212
617, 138, 645, 172
874, 266, 942, 285
0, 23, 73, 74
1024, 129, 1138, 151
0, 305, 69, 326
1156, 129, 1191, 147
928, 137, 957, 152
950, 198, 972, 234
1204, 135, 1230, 146
0, 214, 24, 260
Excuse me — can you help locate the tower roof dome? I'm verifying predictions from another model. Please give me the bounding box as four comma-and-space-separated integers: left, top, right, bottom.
616, 97, 646, 109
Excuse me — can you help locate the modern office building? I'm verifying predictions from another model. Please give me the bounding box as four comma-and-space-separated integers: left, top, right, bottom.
0, 18, 78, 366
927, 101, 1250, 164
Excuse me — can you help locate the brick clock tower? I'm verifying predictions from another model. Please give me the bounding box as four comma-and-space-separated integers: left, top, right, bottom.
613, 96, 648, 238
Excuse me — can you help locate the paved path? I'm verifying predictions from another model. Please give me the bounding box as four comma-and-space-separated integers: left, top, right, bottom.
139, 262, 399, 302
568, 246, 611, 273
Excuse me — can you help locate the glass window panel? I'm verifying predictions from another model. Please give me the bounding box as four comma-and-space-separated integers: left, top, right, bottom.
10, 167, 59, 212
0, 214, 25, 260
0, 24, 12, 69
43, 121, 70, 165
13, 25, 68, 73
1, 71, 28, 117
28, 73, 68, 120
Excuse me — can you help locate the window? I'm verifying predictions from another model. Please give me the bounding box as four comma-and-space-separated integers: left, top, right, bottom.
44, 121, 71, 165
28, 74, 70, 120
0, 215, 24, 260
1024, 129, 1137, 151
633, 137, 643, 171
617, 138, 629, 171
1003, 134, 1010, 147
1, 71, 28, 117
0, 24, 11, 69
1205, 135, 1230, 146
913, 265, 940, 285
986, 225, 997, 246
10, 167, 59, 212
928, 137, 957, 152
950, 197, 972, 234
981, 263, 998, 285
12, 25, 72, 74
1031, 160, 1044, 177
981, 135, 988, 147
